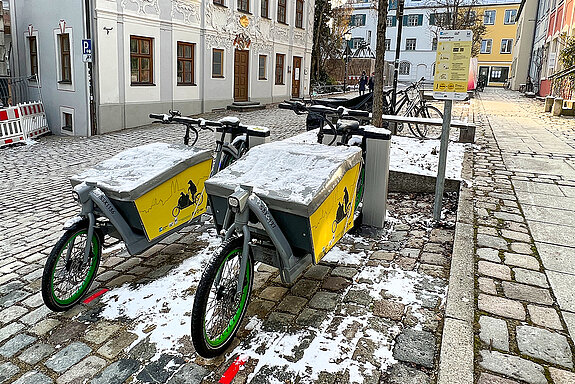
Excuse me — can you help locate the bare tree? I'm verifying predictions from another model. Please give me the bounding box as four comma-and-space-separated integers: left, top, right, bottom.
426, 0, 486, 56
372, 0, 389, 127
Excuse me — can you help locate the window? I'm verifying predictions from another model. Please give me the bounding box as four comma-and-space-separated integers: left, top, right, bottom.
59, 33, 71, 83
62, 112, 73, 132
399, 61, 410, 75
275, 53, 285, 84
177, 42, 195, 85
261, 0, 269, 17
384, 39, 391, 51
212, 49, 224, 78
432, 37, 437, 51
238, 0, 248, 12
500, 39, 513, 53
351, 14, 366, 26
214, 0, 224, 5
430, 12, 451, 26
405, 38, 416, 51
351, 38, 364, 50
130, 36, 153, 85
489, 66, 509, 82
504, 9, 517, 24
259, 55, 267, 80
386, 16, 396, 27
28, 36, 38, 77
484, 10, 496, 25
296, 0, 304, 28
407, 14, 422, 26
480, 39, 492, 54
277, 0, 287, 24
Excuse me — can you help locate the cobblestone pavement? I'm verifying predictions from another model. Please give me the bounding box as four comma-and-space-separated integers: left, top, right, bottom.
472, 88, 575, 383
0, 103, 458, 383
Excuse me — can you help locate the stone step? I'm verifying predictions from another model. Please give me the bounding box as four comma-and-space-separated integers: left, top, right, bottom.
226, 103, 266, 112
231, 101, 260, 106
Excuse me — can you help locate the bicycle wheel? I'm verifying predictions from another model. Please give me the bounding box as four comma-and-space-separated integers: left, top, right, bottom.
414, 105, 443, 139
191, 236, 253, 358
42, 222, 102, 312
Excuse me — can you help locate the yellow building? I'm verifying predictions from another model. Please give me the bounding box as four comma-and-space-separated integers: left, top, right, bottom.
474, 2, 521, 86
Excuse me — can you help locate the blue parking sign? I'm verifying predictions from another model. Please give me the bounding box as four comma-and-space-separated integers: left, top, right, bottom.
82, 39, 92, 55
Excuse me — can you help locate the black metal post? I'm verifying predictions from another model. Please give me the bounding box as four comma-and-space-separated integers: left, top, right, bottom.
391, 0, 405, 115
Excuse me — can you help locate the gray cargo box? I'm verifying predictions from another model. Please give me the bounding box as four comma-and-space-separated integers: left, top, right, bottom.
205, 141, 363, 263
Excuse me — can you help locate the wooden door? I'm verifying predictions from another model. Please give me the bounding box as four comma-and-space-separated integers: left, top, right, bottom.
234, 49, 249, 102
292, 56, 302, 98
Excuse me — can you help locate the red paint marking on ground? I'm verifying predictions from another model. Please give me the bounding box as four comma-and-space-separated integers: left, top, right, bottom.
83, 288, 108, 304
219, 355, 248, 384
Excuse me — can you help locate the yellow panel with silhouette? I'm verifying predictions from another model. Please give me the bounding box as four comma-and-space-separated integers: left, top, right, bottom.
309, 163, 361, 263
134, 159, 212, 241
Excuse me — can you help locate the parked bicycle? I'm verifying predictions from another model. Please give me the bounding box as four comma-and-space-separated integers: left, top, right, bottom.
389, 77, 443, 140
41, 112, 269, 312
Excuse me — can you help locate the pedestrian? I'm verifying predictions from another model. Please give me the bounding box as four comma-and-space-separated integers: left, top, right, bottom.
359, 71, 367, 95
368, 72, 374, 93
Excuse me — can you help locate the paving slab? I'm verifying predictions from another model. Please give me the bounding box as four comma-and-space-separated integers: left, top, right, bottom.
535, 242, 575, 275
528, 221, 575, 248
546, 271, 575, 312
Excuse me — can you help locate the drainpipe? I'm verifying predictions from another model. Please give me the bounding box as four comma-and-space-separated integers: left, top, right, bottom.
84, 0, 97, 136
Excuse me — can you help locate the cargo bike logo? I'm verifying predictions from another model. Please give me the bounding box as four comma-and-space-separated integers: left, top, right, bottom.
134, 159, 212, 241
172, 179, 203, 217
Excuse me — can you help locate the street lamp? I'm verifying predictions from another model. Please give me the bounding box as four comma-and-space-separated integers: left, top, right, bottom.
343, 31, 352, 93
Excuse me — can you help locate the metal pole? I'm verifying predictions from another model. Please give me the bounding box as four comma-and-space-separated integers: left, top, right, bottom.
390, 0, 405, 115
433, 99, 453, 222
344, 53, 347, 94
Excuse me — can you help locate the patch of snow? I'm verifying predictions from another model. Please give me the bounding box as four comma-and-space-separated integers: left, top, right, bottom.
99, 228, 221, 353
390, 136, 467, 180
72, 143, 210, 193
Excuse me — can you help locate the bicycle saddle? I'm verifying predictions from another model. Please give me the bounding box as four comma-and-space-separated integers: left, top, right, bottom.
219, 116, 240, 127
336, 119, 360, 132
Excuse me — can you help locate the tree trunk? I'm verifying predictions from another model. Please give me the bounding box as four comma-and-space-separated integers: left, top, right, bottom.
372, 0, 389, 127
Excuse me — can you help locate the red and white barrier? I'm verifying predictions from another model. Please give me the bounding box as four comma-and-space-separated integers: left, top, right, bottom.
18, 101, 50, 139
0, 106, 25, 147
0, 101, 50, 148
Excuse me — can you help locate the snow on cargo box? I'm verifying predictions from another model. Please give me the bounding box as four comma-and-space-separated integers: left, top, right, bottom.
205, 141, 363, 263
70, 142, 213, 241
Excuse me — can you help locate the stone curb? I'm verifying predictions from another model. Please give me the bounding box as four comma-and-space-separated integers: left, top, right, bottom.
437, 148, 475, 384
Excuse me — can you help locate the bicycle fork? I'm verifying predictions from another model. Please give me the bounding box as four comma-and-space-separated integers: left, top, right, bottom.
214, 186, 312, 295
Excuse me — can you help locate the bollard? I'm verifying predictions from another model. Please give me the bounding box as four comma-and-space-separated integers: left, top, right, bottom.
545, 96, 555, 112
562, 100, 575, 116
362, 126, 391, 228
552, 98, 564, 116
458, 125, 476, 143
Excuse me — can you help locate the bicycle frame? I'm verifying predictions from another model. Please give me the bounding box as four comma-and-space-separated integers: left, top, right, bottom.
217, 186, 312, 294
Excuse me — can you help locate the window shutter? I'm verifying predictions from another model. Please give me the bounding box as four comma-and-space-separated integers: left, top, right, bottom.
429, 13, 435, 25
361, 14, 366, 25
392, 16, 397, 26
403, 15, 408, 26
418, 14, 423, 25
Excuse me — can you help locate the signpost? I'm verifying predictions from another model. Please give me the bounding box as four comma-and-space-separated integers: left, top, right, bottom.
82, 39, 92, 63
432, 30, 472, 222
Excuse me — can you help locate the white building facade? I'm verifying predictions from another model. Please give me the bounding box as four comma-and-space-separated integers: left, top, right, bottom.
347, 0, 441, 82
11, 0, 314, 136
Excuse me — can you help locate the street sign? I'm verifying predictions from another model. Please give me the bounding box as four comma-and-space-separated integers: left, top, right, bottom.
433, 30, 472, 100
82, 39, 92, 63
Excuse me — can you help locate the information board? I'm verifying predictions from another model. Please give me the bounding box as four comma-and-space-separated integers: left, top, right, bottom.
433, 30, 473, 100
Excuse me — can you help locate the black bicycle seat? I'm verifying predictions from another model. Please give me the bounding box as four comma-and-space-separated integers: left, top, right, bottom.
336, 120, 360, 132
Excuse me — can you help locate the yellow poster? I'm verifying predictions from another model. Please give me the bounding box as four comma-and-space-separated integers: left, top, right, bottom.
433, 30, 473, 100
309, 163, 361, 263
134, 159, 212, 241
